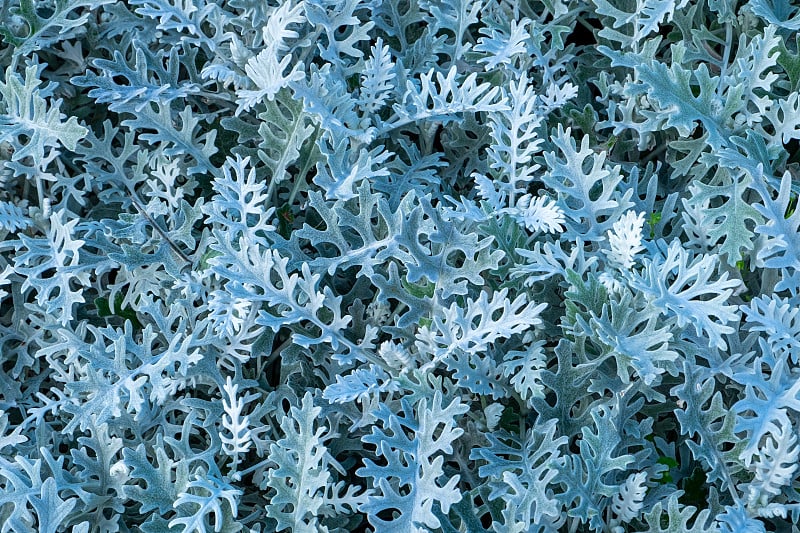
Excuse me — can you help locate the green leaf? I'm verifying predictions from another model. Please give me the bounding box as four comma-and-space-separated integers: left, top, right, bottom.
95, 293, 143, 330
777, 35, 800, 92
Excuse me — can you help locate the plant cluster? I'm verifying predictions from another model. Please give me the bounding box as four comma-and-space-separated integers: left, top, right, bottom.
1, 0, 800, 531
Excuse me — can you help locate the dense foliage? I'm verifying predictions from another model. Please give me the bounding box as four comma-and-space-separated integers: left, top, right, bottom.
1, 0, 800, 531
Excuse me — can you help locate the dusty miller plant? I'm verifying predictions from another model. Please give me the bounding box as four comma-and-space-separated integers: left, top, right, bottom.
0, 0, 800, 531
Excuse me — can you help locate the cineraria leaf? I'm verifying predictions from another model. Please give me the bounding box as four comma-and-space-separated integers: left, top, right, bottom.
123, 103, 219, 178
445, 348, 508, 399
684, 167, 763, 266
734, 26, 781, 118
470, 418, 567, 525
594, 0, 689, 48
238, 48, 304, 111
170, 475, 242, 533
642, 495, 717, 533
611, 471, 647, 525
716, 503, 766, 533
564, 269, 610, 329
539, 80, 579, 112
66, 425, 127, 527
585, 291, 679, 386
512, 239, 598, 285
777, 33, 800, 92
475, 17, 530, 71
604, 210, 645, 270
484, 403, 504, 431
508, 194, 565, 234
0, 201, 31, 232
745, 0, 800, 30
742, 422, 798, 508
530, 339, 605, 437
502, 340, 548, 403
420, 0, 480, 61
358, 392, 468, 533
762, 90, 800, 147
415, 288, 546, 369
365, 0, 422, 45
556, 404, 635, 531
742, 294, 800, 363
1, 0, 113, 55
220, 376, 253, 466
72, 43, 202, 114
206, 288, 253, 338
359, 37, 396, 116
732, 354, 800, 459
291, 64, 374, 142
129, 0, 216, 41
751, 171, 800, 271
373, 140, 446, 204
236, 2, 306, 112
0, 64, 88, 168
0, 411, 26, 451
673, 362, 744, 490
312, 138, 392, 201
371, 262, 436, 330
264, 392, 332, 533
0, 452, 87, 533
630, 240, 740, 350
385, 66, 509, 133
632, 58, 742, 151
396, 198, 504, 299
14, 210, 91, 325
305, 0, 374, 72
543, 126, 633, 242
210, 242, 368, 363
296, 182, 414, 277
202, 155, 274, 242
322, 364, 400, 404
256, 88, 316, 186
123, 444, 190, 515
29, 477, 76, 533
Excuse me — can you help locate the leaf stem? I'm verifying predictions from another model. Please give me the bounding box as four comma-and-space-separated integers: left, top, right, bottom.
717, 22, 732, 97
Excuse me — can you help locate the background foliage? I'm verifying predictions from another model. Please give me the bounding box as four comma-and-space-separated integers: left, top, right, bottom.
1, 0, 800, 531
